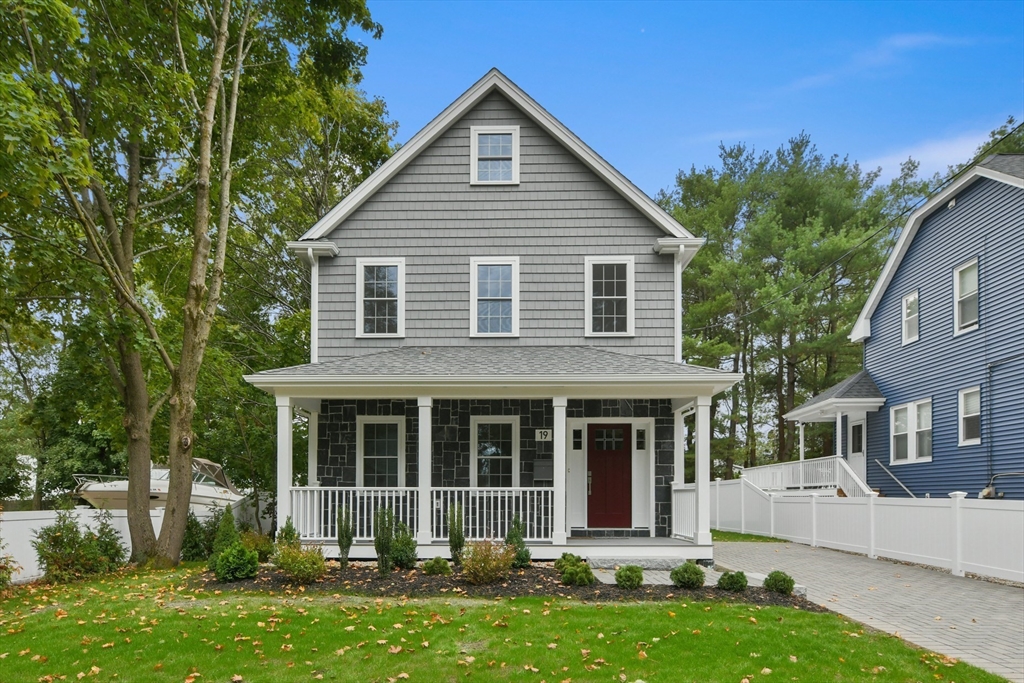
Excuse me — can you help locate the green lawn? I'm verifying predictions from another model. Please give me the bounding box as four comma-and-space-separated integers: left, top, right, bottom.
712, 529, 786, 543
0, 566, 1003, 683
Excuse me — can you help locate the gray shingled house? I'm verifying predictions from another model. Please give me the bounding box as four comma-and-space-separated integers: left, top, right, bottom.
245, 69, 741, 562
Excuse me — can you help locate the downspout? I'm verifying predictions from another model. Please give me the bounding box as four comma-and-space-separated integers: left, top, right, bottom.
308, 248, 319, 363
674, 250, 683, 364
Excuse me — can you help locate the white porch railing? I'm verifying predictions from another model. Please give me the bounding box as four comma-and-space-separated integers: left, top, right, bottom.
738, 455, 871, 497
671, 483, 696, 540
431, 487, 553, 541
290, 487, 419, 542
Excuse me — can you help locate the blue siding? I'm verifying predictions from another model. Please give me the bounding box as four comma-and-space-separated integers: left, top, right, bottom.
864, 177, 1024, 499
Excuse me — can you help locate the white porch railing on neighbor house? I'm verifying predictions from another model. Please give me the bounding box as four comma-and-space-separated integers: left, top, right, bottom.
671, 483, 696, 540
431, 487, 553, 542
290, 487, 419, 542
738, 455, 872, 496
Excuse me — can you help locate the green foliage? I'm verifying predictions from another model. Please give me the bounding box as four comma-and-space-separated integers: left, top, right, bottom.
336, 506, 354, 569
447, 504, 465, 566
208, 506, 240, 571
560, 561, 596, 587
670, 562, 706, 589
215, 542, 259, 583
504, 514, 531, 569
275, 544, 326, 584
0, 506, 20, 593
93, 510, 127, 568
615, 565, 644, 590
32, 508, 127, 583
277, 515, 300, 547
717, 570, 748, 592
763, 570, 795, 595
421, 556, 452, 576
553, 553, 583, 575
373, 507, 395, 576
181, 510, 210, 562
392, 522, 418, 570
240, 531, 275, 563
461, 541, 515, 585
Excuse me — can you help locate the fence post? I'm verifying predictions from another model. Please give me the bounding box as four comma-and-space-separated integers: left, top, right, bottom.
739, 475, 746, 535
810, 493, 818, 547
867, 492, 878, 559
949, 491, 967, 577
715, 478, 721, 530
769, 493, 775, 538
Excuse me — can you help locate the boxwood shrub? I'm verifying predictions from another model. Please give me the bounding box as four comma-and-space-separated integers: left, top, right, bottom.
716, 570, 748, 592
670, 561, 705, 589
763, 570, 795, 595
615, 564, 644, 590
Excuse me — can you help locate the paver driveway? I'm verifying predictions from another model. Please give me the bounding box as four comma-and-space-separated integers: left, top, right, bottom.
715, 541, 1024, 682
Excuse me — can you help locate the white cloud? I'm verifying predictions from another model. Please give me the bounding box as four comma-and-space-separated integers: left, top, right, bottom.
862, 130, 989, 182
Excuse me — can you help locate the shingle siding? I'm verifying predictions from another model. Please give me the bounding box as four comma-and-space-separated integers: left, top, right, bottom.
317, 91, 676, 360
864, 177, 1024, 499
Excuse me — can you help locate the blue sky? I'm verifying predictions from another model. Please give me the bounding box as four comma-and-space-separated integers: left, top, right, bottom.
356, 1, 1024, 196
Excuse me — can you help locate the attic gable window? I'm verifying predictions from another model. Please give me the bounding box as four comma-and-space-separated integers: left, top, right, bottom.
470, 126, 519, 185
356, 258, 405, 338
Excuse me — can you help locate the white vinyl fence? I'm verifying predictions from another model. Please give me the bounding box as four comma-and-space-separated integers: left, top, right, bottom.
711, 478, 1024, 583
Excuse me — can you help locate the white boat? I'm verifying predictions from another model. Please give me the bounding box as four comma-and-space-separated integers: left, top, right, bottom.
73, 458, 244, 512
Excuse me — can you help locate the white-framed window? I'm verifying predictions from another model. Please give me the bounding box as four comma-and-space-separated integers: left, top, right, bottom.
355, 416, 406, 487
470, 415, 520, 487
585, 256, 635, 336
469, 257, 520, 336
469, 126, 519, 185
958, 386, 981, 446
902, 290, 919, 344
953, 258, 978, 335
355, 258, 405, 337
890, 399, 931, 464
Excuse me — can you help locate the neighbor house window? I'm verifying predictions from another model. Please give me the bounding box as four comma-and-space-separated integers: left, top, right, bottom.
469, 257, 519, 336
470, 126, 519, 184
890, 399, 931, 464
959, 387, 981, 446
585, 256, 635, 336
356, 258, 405, 337
902, 291, 919, 344
356, 417, 405, 487
470, 416, 519, 487
954, 259, 978, 334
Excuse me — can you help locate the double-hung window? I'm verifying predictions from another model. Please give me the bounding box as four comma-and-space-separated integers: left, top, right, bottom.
356, 258, 405, 337
356, 417, 405, 487
585, 256, 635, 336
470, 416, 519, 487
469, 257, 519, 336
954, 259, 978, 334
890, 399, 932, 464
959, 387, 981, 446
902, 291, 919, 344
470, 126, 519, 184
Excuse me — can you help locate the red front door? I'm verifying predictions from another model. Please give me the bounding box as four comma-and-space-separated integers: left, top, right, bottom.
587, 423, 632, 528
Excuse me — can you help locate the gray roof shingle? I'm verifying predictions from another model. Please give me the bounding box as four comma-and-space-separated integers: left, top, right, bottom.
978, 154, 1024, 179
794, 370, 882, 412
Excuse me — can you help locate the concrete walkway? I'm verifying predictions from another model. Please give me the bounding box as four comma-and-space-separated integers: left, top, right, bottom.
715, 541, 1024, 682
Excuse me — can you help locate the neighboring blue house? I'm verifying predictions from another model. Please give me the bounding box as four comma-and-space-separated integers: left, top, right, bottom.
786, 154, 1023, 500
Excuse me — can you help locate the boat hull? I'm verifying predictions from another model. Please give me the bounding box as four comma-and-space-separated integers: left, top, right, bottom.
76, 480, 243, 513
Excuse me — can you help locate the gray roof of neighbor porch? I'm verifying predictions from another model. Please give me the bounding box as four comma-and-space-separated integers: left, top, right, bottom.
783, 370, 885, 423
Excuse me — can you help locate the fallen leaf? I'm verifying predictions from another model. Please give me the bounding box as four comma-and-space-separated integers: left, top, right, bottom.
760, 667, 772, 675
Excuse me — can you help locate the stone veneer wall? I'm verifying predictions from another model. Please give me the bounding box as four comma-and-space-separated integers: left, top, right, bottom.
317, 400, 419, 487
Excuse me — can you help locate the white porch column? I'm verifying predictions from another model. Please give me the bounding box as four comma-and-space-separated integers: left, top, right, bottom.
552, 396, 568, 545
307, 410, 319, 487
417, 397, 433, 544
673, 408, 687, 484
694, 395, 712, 545
276, 395, 294, 529
835, 411, 843, 457
798, 422, 805, 490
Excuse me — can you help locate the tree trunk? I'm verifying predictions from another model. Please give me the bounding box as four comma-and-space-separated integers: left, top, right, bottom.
775, 334, 786, 461
785, 328, 798, 463
120, 346, 157, 562
742, 325, 756, 468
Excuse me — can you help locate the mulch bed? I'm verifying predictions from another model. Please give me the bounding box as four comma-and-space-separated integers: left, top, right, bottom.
200, 562, 827, 612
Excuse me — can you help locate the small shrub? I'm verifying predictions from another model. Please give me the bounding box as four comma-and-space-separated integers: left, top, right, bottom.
32, 508, 127, 583
277, 515, 300, 547
716, 570, 748, 592
240, 531, 274, 563
392, 522, 418, 570
561, 561, 595, 586
200, 507, 225, 554
181, 510, 209, 561
447, 504, 465, 566
208, 505, 240, 571
461, 540, 515, 585
215, 541, 259, 582
670, 561, 705, 589
504, 515, 531, 569
422, 556, 452, 576
373, 507, 395, 576
763, 570, 795, 595
337, 506, 354, 569
0, 505, 20, 593
554, 552, 582, 575
615, 564, 644, 590
275, 544, 326, 584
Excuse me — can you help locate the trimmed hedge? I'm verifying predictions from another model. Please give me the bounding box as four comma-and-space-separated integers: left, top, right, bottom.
763, 570, 795, 595
716, 570, 748, 592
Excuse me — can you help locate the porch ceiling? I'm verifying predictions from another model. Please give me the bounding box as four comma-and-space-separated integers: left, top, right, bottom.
245, 346, 742, 399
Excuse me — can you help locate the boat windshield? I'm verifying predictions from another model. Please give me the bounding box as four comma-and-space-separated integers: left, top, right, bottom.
192, 472, 221, 486
152, 469, 170, 480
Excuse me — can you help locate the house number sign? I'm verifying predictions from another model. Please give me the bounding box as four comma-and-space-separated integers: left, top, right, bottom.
535, 429, 552, 441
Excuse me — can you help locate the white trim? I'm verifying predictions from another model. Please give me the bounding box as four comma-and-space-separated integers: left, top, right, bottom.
953, 258, 979, 336
469, 257, 520, 337
355, 257, 406, 338
585, 255, 635, 337
889, 398, 932, 465
901, 290, 919, 345
299, 69, 692, 241
958, 386, 982, 447
850, 165, 1022, 342
469, 126, 520, 185
469, 415, 520, 487
355, 415, 406, 487
784, 396, 886, 423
